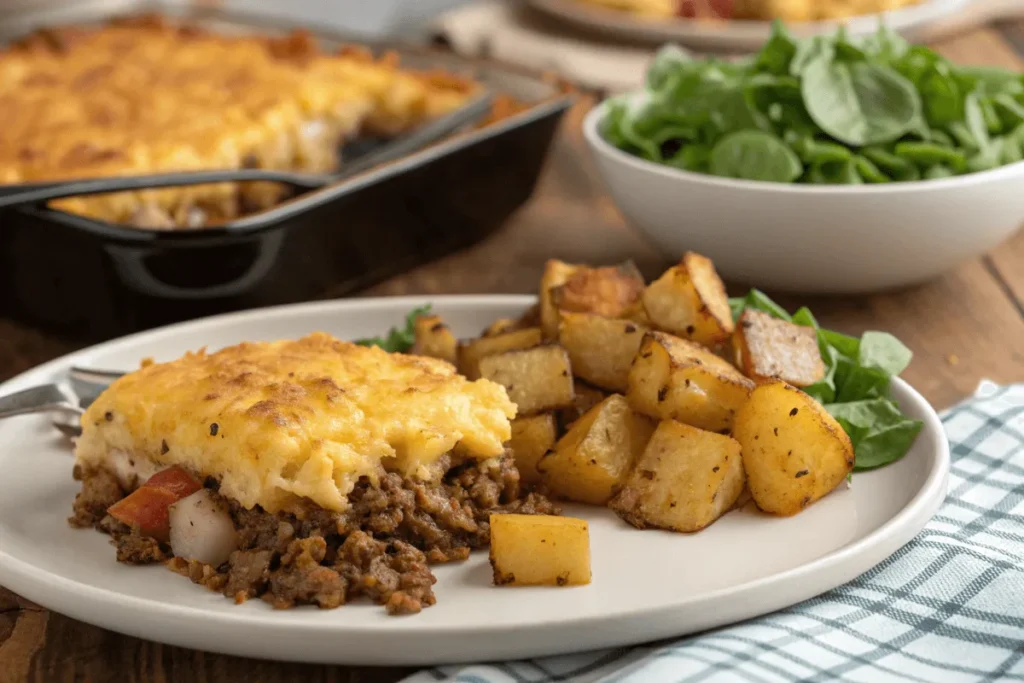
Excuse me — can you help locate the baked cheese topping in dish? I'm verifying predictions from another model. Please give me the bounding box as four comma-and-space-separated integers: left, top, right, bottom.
74, 332, 516, 514
0, 15, 477, 227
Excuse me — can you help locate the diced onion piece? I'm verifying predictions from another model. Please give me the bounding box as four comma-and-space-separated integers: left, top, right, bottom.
107, 465, 202, 541
168, 489, 238, 567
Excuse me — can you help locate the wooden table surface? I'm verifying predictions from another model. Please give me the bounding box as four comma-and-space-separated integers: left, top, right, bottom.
3, 21, 1024, 683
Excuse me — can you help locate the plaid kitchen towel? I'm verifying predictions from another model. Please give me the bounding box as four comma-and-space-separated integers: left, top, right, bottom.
405, 382, 1024, 683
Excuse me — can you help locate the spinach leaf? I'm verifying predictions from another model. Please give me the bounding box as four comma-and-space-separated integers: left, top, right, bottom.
826, 399, 924, 471
808, 159, 862, 184
756, 21, 798, 76
355, 305, 431, 353
729, 289, 793, 322
802, 58, 921, 146
709, 130, 803, 182
924, 164, 955, 179
965, 93, 991, 149
893, 141, 967, 172
853, 155, 891, 182
862, 147, 921, 181
859, 331, 913, 375
646, 44, 693, 92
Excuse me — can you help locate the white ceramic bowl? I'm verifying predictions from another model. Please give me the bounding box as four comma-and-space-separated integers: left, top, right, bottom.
583, 99, 1024, 293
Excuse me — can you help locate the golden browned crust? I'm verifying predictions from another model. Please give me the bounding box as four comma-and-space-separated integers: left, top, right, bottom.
0, 15, 477, 226
73, 332, 516, 513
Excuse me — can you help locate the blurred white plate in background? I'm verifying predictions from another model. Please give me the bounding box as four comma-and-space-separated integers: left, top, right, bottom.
527, 0, 971, 51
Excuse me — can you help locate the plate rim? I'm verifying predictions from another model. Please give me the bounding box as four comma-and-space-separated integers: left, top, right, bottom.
526, 0, 971, 48
0, 294, 951, 661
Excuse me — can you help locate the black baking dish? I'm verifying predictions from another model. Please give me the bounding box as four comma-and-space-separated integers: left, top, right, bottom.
0, 2, 573, 343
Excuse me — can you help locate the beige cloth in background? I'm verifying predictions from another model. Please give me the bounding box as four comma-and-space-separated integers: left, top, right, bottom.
432, 0, 1024, 92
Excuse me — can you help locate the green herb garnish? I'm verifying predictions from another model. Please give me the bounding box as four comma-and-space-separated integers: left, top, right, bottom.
354, 305, 431, 353
731, 290, 923, 471
603, 21, 1024, 184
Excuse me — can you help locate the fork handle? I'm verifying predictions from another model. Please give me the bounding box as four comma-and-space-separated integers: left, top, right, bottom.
0, 384, 82, 420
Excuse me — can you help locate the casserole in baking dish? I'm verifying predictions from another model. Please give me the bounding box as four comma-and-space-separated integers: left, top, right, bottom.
0, 15, 478, 228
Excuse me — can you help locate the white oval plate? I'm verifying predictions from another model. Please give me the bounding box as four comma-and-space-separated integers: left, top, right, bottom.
526, 0, 969, 51
0, 296, 949, 666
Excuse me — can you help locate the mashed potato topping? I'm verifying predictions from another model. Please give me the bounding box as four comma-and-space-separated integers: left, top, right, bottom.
74, 333, 516, 513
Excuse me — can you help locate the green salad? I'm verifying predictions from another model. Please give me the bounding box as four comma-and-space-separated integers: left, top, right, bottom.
602, 22, 1024, 184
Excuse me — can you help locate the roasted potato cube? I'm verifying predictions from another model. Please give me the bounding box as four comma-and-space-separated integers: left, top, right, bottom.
489, 514, 591, 586
458, 327, 543, 379
509, 414, 558, 486
734, 310, 826, 387
539, 395, 655, 505
621, 300, 652, 326
558, 312, 648, 392
732, 380, 855, 516
610, 419, 745, 532
628, 332, 754, 432
558, 380, 609, 428
482, 318, 519, 337
642, 252, 734, 347
479, 345, 575, 415
540, 259, 580, 340
410, 315, 458, 364
550, 262, 645, 319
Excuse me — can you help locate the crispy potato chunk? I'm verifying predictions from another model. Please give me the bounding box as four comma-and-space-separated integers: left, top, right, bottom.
732, 380, 855, 516
551, 262, 645, 318
559, 380, 610, 428
558, 312, 649, 392
610, 420, 745, 532
540, 260, 644, 339
509, 414, 558, 486
410, 315, 458, 365
482, 318, 519, 337
458, 327, 543, 380
539, 395, 655, 505
540, 259, 581, 340
628, 332, 754, 432
489, 514, 591, 586
621, 300, 652, 326
479, 345, 575, 415
734, 310, 826, 387
642, 252, 734, 347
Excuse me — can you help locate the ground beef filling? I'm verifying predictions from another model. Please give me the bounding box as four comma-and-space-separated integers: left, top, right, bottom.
70, 456, 559, 615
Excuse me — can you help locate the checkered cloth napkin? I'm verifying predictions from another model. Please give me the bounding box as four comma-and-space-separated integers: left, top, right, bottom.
405, 382, 1024, 683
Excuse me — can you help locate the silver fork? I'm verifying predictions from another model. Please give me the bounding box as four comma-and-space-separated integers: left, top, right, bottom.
0, 367, 125, 439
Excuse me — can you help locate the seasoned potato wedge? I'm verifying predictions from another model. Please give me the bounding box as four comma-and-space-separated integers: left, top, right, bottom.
410, 315, 458, 365
550, 262, 645, 319
732, 380, 855, 516
479, 345, 575, 415
642, 252, 734, 347
610, 420, 745, 532
489, 514, 591, 586
539, 395, 655, 505
558, 312, 648, 392
558, 380, 610, 428
628, 332, 754, 432
540, 259, 580, 340
458, 327, 543, 380
734, 309, 826, 387
509, 414, 558, 486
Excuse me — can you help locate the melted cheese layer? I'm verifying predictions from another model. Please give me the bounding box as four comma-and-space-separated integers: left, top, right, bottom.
74, 333, 516, 513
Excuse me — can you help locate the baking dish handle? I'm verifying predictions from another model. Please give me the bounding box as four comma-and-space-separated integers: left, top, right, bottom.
103, 231, 286, 300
